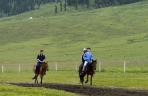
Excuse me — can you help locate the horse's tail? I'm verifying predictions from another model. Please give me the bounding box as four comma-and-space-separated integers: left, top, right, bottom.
32, 65, 37, 79
33, 65, 36, 73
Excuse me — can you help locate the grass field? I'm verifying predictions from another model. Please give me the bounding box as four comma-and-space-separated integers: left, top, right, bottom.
1, 1, 148, 64
1, 71, 148, 95
1, 0, 148, 95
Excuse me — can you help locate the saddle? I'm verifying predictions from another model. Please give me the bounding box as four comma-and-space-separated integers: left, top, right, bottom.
85, 63, 93, 72
33, 62, 44, 73
80, 62, 93, 73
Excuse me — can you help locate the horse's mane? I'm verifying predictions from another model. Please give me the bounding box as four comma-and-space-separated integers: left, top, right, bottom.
92, 59, 97, 62
44, 61, 48, 64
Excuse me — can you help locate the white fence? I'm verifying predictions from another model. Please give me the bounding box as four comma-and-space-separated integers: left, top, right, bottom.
0, 60, 148, 73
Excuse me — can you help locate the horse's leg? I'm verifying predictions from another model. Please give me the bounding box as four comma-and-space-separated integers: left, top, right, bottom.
79, 64, 83, 83
90, 75, 92, 85
85, 74, 89, 83
35, 74, 38, 84
40, 75, 43, 84
81, 76, 84, 85
80, 74, 84, 85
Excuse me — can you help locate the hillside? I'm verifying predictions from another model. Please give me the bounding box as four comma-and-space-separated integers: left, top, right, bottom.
0, 1, 148, 64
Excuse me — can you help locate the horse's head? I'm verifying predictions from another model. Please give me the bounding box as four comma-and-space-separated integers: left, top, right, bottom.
92, 59, 97, 70
44, 61, 49, 71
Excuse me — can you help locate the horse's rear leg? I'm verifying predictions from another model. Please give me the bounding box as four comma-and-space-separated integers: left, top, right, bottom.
85, 74, 89, 83
90, 75, 92, 85
40, 75, 43, 84
35, 79, 38, 84
35, 78, 38, 84
34, 74, 38, 84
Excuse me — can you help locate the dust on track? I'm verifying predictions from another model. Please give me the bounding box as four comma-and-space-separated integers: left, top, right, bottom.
10, 83, 148, 96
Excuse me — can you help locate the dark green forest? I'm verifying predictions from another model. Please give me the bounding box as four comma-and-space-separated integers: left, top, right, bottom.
0, 0, 145, 17
67, 0, 145, 8
0, 0, 60, 17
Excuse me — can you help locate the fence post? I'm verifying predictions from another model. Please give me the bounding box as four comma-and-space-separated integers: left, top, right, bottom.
2, 65, 3, 73
75, 62, 78, 71
124, 61, 126, 73
99, 62, 101, 72
19, 65, 20, 72
55, 62, 58, 71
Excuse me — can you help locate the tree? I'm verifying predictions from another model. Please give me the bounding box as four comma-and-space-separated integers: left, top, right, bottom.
87, 0, 90, 8
55, 5, 58, 13
60, 0, 62, 11
75, 0, 78, 10
64, 0, 67, 11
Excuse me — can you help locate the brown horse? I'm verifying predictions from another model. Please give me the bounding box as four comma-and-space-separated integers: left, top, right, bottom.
32, 62, 49, 84
79, 60, 97, 85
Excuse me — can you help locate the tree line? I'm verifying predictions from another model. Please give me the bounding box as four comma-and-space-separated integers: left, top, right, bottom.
66, 0, 145, 10
0, 0, 60, 17
0, 0, 146, 17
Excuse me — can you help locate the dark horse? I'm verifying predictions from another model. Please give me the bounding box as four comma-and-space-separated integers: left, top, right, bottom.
79, 60, 97, 85
32, 62, 49, 84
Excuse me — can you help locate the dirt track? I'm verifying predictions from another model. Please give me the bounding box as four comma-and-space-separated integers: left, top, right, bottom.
11, 83, 148, 96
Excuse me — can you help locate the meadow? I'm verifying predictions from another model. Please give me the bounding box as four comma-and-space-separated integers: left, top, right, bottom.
1, 0, 148, 95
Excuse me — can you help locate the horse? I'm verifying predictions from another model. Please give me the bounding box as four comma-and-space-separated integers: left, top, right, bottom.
32, 62, 49, 84
79, 60, 97, 85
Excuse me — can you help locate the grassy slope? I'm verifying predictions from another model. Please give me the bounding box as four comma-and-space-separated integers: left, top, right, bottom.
1, 1, 148, 64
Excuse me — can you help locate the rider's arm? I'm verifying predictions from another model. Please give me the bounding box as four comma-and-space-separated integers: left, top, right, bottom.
37, 55, 41, 62
37, 59, 41, 62
91, 53, 93, 60
43, 59, 46, 62
43, 55, 46, 62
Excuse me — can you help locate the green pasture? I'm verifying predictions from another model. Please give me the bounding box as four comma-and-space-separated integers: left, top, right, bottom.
1, 0, 148, 95
1, 1, 148, 64
0, 71, 148, 94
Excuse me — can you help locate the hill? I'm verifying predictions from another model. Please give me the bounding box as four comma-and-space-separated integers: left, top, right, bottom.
0, 1, 148, 64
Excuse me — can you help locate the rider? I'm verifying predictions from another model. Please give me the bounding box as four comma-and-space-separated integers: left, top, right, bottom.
82, 48, 87, 64
81, 47, 93, 74
80, 48, 87, 70
36, 50, 46, 74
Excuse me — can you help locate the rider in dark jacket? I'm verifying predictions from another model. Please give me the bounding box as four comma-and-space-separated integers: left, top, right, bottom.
82, 48, 87, 64
36, 50, 46, 74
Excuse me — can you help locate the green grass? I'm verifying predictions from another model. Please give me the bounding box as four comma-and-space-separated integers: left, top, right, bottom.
1, 1, 148, 95
1, 71, 148, 91
1, 1, 148, 64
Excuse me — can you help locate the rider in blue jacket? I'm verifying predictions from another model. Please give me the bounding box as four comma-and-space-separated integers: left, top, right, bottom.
81, 48, 93, 74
